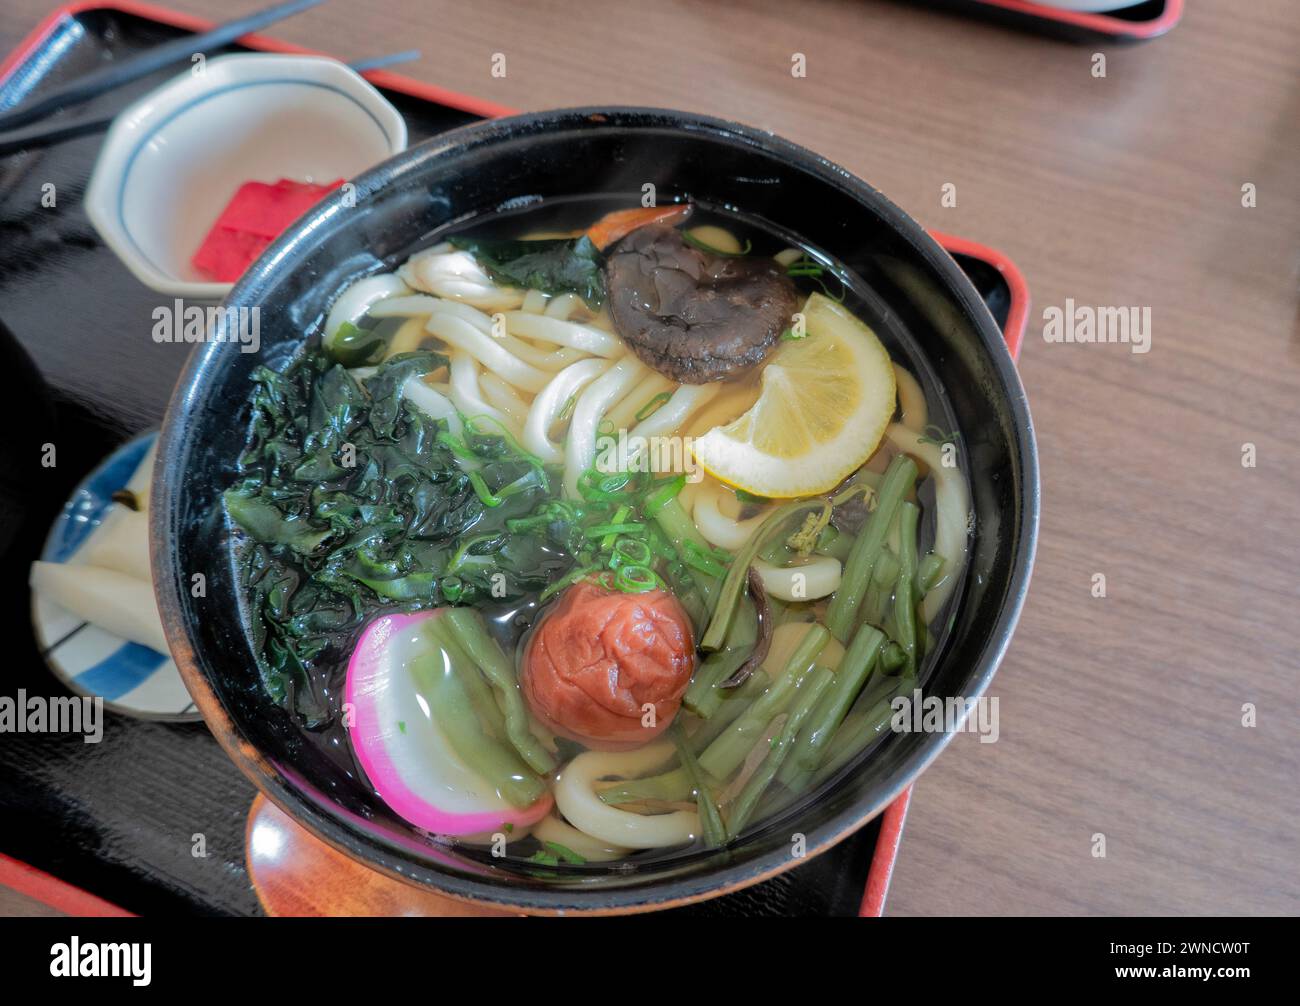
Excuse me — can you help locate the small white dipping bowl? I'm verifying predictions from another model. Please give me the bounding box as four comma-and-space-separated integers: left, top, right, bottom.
86, 54, 407, 299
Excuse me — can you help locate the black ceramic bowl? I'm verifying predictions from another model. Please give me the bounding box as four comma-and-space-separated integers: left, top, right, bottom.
152, 107, 1038, 914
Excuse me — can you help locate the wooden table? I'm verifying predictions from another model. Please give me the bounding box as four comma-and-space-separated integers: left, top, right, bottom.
3, 0, 1296, 916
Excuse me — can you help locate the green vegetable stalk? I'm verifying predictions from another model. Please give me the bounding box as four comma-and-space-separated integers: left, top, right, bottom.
697, 624, 828, 779
672, 724, 726, 848
726, 664, 834, 838
439, 608, 556, 775
824, 455, 918, 643
778, 623, 886, 787
600, 671, 768, 806
407, 651, 546, 809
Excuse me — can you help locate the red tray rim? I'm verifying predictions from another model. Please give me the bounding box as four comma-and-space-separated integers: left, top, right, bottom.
0, 0, 1029, 919
0, 851, 135, 917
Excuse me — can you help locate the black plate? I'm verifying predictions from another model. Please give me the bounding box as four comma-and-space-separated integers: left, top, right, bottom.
914, 0, 1181, 43
154, 107, 1038, 913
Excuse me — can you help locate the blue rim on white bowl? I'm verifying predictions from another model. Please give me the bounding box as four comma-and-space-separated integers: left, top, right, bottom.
33, 431, 200, 721
85, 53, 408, 300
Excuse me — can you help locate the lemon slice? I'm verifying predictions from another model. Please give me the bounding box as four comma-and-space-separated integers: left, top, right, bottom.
690, 293, 896, 498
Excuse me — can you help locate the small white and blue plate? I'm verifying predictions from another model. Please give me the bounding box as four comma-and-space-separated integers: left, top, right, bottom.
32, 431, 200, 721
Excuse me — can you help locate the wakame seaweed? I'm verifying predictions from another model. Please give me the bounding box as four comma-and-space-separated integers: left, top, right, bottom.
225, 348, 567, 725
449, 234, 606, 307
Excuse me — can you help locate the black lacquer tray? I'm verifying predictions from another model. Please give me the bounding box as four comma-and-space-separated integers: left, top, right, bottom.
0, 2, 1026, 917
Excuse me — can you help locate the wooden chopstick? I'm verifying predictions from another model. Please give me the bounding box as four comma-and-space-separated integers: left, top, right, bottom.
0, 0, 326, 132
344, 50, 422, 74
0, 113, 115, 155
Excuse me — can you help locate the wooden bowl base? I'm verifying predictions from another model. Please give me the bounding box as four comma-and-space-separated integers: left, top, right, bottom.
244, 795, 517, 917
